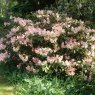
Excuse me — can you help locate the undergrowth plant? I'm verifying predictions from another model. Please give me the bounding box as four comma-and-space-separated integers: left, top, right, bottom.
0, 10, 95, 81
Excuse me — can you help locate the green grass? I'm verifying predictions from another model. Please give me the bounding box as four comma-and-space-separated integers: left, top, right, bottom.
14, 74, 95, 95
0, 64, 14, 95
15, 75, 65, 95
0, 63, 95, 95
0, 86, 14, 95
0, 76, 14, 95
14, 75, 94, 95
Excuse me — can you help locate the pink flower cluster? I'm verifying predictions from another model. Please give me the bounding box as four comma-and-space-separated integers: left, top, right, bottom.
4, 22, 10, 26
0, 51, 8, 61
0, 44, 6, 50
32, 47, 53, 56
10, 16, 32, 27
1, 10, 95, 78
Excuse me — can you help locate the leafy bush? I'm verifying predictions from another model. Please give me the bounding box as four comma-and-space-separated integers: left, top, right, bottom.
15, 75, 95, 95
1, 10, 95, 80
15, 76, 65, 95
57, 0, 95, 21
12, 0, 56, 17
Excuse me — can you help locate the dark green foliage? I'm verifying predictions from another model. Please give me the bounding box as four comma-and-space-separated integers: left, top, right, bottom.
11, 0, 95, 22
57, 0, 95, 21
12, 0, 57, 17
14, 74, 95, 95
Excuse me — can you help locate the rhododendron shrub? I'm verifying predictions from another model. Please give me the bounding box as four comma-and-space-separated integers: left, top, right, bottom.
1, 10, 95, 79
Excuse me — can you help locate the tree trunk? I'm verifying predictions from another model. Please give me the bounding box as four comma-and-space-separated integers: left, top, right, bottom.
0, 0, 2, 15
5, 0, 9, 17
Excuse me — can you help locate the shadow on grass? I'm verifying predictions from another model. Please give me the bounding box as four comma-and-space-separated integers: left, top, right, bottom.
0, 77, 15, 95
0, 63, 15, 95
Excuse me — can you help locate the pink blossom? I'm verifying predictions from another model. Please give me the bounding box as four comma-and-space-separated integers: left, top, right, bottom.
0, 44, 6, 50
6, 40, 11, 45
47, 55, 63, 63
11, 36, 16, 43
17, 63, 22, 69
26, 65, 31, 71
0, 51, 8, 62
52, 23, 63, 35
0, 38, 4, 44
4, 22, 10, 26
32, 57, 42, 65
11, 27, 19, 33
18, 54, 28, 62
33, 47, 53, 56
66, 67, 76, 76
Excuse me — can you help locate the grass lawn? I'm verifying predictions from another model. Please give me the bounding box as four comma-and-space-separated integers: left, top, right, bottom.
0, 64, 15, 95
0, 76, 14, 95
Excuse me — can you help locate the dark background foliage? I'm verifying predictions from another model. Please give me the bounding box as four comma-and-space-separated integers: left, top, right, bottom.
10, 0, 95, 22
1, 0, 95, 22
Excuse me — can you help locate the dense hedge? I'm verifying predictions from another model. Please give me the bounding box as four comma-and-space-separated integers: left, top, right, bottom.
12, 0, 56, 17
12, 0, 95, 21
57, 0, 95, 21
1, 10, 95, 80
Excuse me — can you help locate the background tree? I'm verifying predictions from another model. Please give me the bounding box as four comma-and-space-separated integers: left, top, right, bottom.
11, 0, 57, 17
5, 0, 9, 17
57, 0, 95, 21
0, 0, 1, 14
